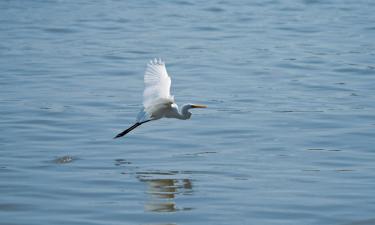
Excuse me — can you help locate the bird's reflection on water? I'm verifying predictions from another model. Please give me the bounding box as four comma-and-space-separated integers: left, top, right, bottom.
114, 159, 194, 213
137, 172, 193, 212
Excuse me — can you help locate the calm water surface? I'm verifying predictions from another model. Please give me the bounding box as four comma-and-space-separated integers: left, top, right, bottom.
1, 0, 375, 225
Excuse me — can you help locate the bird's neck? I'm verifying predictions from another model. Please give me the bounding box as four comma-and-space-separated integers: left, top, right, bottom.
178, 104, 192, 120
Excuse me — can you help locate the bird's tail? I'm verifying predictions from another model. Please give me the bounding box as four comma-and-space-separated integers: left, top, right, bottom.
114, 120, 151, 139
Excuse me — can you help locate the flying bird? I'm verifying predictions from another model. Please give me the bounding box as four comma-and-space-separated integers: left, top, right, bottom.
114, 59, 207, 138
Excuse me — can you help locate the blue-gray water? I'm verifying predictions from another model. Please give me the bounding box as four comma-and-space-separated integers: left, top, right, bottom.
1, 1, 375, 225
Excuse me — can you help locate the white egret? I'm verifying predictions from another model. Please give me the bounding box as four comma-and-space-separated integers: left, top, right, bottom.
114, 58, 207, 138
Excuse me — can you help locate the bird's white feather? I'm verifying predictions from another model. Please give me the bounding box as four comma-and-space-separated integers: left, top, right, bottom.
143, 58, 173, 109
114, 59, 206, 138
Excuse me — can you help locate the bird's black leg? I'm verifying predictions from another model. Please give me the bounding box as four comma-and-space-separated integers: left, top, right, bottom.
114, 120, 151, 139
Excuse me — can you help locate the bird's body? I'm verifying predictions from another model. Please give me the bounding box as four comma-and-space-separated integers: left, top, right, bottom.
114, 59, 206, 138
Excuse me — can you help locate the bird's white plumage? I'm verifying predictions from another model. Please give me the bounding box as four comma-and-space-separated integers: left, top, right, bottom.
143, 59, 173, 109
113, 58, 207, 138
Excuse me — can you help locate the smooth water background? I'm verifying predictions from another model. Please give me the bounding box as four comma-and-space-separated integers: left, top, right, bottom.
1, 1, 375, 225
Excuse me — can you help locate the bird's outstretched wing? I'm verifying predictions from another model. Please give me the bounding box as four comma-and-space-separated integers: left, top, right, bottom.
143, 58, 173, 109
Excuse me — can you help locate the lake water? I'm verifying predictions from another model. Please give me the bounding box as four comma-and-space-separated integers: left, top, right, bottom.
1, 0, 375, 224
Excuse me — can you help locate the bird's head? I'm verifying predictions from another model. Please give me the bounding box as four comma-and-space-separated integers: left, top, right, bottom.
181, 104, 207, 119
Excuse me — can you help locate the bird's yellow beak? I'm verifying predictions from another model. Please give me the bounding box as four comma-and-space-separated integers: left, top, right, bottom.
191, 104, 207, 108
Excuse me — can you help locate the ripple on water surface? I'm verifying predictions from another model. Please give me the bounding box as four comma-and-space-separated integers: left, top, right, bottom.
1, 0, 375, 225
